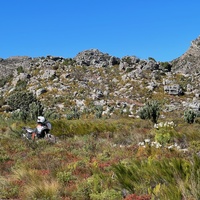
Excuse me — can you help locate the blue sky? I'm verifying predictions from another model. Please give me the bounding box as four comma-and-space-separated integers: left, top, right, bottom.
1, 0, 200, 61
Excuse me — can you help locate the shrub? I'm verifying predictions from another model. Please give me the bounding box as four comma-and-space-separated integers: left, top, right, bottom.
124, 193, 151, 200
15, 80, 28, 91
56, 171, 75, 184
0, 75, 13, 87
153, 125, 178, 145
17, 66, 24, 74
95, 105, 103, 119
148, 57, 156, 62
0, 178, 20, 199
155, 130, 171, 145
89, 189, 122, 200
11, 101, 44, 121
160, 62, 172, 72
66, 106, 80, 120
184, 109, 196, 124
138, 100, 160, 124
7, 91, 37, 111
0, 96, 5, 107
44, 109, 61, 120
7, 91, 44, 121
63, 58, 76, 66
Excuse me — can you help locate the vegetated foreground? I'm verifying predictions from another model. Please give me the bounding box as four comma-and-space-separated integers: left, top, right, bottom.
0, 116, 200, 200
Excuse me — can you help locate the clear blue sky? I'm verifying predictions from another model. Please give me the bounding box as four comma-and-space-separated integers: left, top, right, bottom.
1, 0, 200, 61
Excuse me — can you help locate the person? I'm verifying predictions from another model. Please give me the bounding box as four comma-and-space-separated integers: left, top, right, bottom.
32, 116, 52, 139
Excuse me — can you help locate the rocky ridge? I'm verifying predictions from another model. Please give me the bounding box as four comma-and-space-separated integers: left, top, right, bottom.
1, 36, 200, 119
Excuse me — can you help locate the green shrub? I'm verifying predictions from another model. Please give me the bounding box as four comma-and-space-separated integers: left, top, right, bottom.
15, 80, 28, 90
7, 91, 44, 121
7, 91, 36, 111
0, 179, 19, 199
160, 62, 172, 72
66, 106, 80, 120
139, 100, 160, 123
148, 57, 156, 62
63, 58, 76, 66
44, 110, 61, 120
17, 66, 24, 74
184, 109, 196, 124
0, 75, 13, 87
155, 129, 171, 145
89, 189, 122, 200
56, 171, 75, 184
189, 141, 200, 153
0, 96, 5, 107
95, 105, 103, 119
11, 101, 44, 122
153, 124, 181, 146
73, 173, 121, 200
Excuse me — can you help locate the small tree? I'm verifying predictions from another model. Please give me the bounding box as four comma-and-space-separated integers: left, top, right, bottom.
184, 109, 196, 124
139, 100, 160, 124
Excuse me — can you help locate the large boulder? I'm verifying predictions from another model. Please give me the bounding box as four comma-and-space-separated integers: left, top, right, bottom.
119, 56, 140, 71
164, 84, 183, 95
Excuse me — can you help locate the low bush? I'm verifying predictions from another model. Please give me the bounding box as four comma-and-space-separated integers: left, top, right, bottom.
184, 109, 196, 124
139, 100, 160, 124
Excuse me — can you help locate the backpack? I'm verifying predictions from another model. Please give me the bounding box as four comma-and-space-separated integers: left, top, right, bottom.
45, 121, 52, 130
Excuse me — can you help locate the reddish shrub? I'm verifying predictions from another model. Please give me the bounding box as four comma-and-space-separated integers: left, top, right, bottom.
124, 193, 151, 200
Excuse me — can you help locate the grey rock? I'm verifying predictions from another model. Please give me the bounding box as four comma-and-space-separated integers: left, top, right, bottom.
172, 35, 200, 74
164, 84, 183, 95
119, 56, 140, 71
41, 69, 56, 79
74, 49, 120, 67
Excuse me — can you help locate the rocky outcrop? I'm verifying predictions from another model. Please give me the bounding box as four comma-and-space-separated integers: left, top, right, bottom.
73, 49, 120, 67
172, 35, 200, 74
164, 84, 183, 95
0, 56, 32, 77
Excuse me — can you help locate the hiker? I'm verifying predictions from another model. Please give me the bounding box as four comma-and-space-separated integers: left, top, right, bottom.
32, 116, 52, 139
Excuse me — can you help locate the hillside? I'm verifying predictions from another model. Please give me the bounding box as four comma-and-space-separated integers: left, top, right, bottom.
1, 36, 200, 120
0, 36, 200, 200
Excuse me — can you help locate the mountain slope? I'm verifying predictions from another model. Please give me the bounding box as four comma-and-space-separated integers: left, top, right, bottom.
0, 36, 200, 120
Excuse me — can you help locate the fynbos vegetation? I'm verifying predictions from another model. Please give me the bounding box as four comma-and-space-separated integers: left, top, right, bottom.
1, 36, 200, 199
139, 100, 160, 124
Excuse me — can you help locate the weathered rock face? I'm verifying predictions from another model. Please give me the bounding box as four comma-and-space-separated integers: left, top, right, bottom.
0, 56, 33, 77
119, 56, 140, 71
172, 35, 200, 74
73, 49, 120, 67
164, 84, 183, 95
